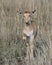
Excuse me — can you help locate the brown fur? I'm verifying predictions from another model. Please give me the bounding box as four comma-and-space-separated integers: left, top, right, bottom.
22, 11, 37, 59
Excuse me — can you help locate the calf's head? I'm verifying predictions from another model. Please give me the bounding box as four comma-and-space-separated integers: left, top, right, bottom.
17, 10, 36, 23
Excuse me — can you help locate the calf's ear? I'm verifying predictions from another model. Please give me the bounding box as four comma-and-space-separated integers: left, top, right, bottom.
17, 10, 23, 14
32, 10, 36, 14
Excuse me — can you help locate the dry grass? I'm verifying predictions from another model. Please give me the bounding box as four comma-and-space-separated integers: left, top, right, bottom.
0, 0, 52, 65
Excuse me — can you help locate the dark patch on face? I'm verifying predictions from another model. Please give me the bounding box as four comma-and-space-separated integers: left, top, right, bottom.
25, 20, 32, 26
26, 22, 30, 26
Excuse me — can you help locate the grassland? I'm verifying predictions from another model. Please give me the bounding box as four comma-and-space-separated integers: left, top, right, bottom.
0, 0, 52, 65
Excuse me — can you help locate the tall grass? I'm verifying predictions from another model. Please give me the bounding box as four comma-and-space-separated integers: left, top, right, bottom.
0, 0, 52, 65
